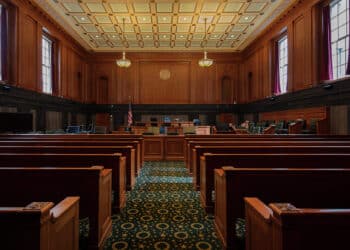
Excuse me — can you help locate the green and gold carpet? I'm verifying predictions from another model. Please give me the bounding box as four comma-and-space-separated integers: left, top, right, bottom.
103, 161, 223, 250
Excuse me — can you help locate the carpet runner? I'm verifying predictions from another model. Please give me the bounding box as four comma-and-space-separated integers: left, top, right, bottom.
103, 161, 223, 249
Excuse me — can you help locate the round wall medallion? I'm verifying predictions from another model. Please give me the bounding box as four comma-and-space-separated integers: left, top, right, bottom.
159, 69, 171, 80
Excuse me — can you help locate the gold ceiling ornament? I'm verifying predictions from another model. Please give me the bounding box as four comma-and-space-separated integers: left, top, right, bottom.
198, 17, 213, 67
116, 18, 131, 68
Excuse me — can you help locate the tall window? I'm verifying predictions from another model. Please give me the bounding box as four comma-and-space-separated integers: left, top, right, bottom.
278, 35, 288, 94
42, 34, 53, 94
330, 0, 349, 79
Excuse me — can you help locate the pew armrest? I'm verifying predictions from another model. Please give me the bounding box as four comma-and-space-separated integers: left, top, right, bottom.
244, 197, 273, 250
50, 196, 80, 223
50, 197, 80, 250
245, 197, 272, 220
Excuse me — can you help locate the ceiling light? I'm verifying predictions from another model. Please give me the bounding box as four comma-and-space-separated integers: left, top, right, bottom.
198, 18, 213, 68
116, 51, 131, 68
116, 18, 131, 68
80, 17, 85, 21
198, 51, 213, 67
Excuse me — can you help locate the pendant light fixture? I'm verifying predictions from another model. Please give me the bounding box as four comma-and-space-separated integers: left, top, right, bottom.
198, 17, 213, 67
116, 18, 131, 68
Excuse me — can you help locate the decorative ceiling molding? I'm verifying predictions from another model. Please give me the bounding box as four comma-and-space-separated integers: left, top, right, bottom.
33, 0, 299, 52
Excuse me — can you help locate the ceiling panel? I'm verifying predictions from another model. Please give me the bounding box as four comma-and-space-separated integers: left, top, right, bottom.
35, 0, 298, 52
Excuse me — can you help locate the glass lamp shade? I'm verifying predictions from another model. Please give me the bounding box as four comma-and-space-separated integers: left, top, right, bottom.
116, 52, 131, 68
198, 51, 213, 67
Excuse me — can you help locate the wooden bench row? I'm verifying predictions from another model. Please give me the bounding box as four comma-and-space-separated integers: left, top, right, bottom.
0, 166, 111, 250
184, 133, 350, 166
183, 135, 350, 249
214, 167, 350, 250
0, 141, 137, 190
245, 197, 350, 250
201, 152, 350, 213
0, 153, 126, 212
1, 196, 80, 250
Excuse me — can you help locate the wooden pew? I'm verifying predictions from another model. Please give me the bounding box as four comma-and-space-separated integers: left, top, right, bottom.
201, 152, 350, 212
0, 166, 111, 250
214, 167, 350, 250
0, 153, 125, 212
184, 134, 350, 168
1, 197, 80, 250
0, 143, 135, 190
245, 197, 350, 250
186, 138, 350, 171
0, 134, 144, 168
192, 142, 350, 187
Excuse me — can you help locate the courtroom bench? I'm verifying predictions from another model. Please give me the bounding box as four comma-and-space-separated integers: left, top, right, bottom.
0, 197, 79, 250
0, 134, 144, 168
0, 143, 135, 190
0, 166, 111, 250
191, 142, 350, 188
245, 197, 350, 250
201, 152, 350, 212
0, 152, 126, 212
186, 137, 350, 171
214, 167, 350, 250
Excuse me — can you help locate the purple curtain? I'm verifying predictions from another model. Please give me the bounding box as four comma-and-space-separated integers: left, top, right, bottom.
321, 5, 333, 80
274, 42, 281, 94
0, 6, 7, 81
346, 0, 350, 75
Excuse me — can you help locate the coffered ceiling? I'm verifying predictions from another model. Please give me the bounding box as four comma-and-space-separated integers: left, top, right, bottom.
35, 0, 297, 52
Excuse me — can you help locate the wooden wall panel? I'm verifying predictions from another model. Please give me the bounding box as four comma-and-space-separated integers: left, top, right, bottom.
116, 62, 138, 104
139, 62, 190, 104
89, 52, 240, 104
293, 15, 307, 91
259, 107, 328, 123
18, 14, 38, 91
241, 0, 322, 103
10, 0, 88, 102
91, 63, 115, 104
240, 46, 270, 103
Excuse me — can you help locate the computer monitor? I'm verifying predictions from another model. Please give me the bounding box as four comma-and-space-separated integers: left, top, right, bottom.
66, 125, 80, 134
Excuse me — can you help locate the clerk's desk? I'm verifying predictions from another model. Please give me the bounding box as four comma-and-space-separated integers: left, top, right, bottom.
143, 134, 184, 161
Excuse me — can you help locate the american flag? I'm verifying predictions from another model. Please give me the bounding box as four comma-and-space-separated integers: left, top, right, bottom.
127, 102, 133, 127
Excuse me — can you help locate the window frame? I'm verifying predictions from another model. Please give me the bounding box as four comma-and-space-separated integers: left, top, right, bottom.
277, 35, 288, 94
272, 31, 289, 95
41, 31, 57, 95
329, 0, 349, 80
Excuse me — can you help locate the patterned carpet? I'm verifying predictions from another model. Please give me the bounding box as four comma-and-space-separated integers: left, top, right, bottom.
103, 161, 223, 250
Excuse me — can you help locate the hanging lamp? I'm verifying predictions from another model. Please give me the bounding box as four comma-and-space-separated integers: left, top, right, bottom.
116, 18, 131, 68
198, 17, 213, 67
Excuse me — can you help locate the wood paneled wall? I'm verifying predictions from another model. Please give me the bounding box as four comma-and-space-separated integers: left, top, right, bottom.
239, 0, 322, 103
4, 0, 336, 107
260, 107, 329, 123
88, 53, 240, 104
7, 0, 88, 102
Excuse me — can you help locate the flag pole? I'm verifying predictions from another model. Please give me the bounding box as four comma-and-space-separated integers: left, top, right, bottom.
127, 96, 133, 130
